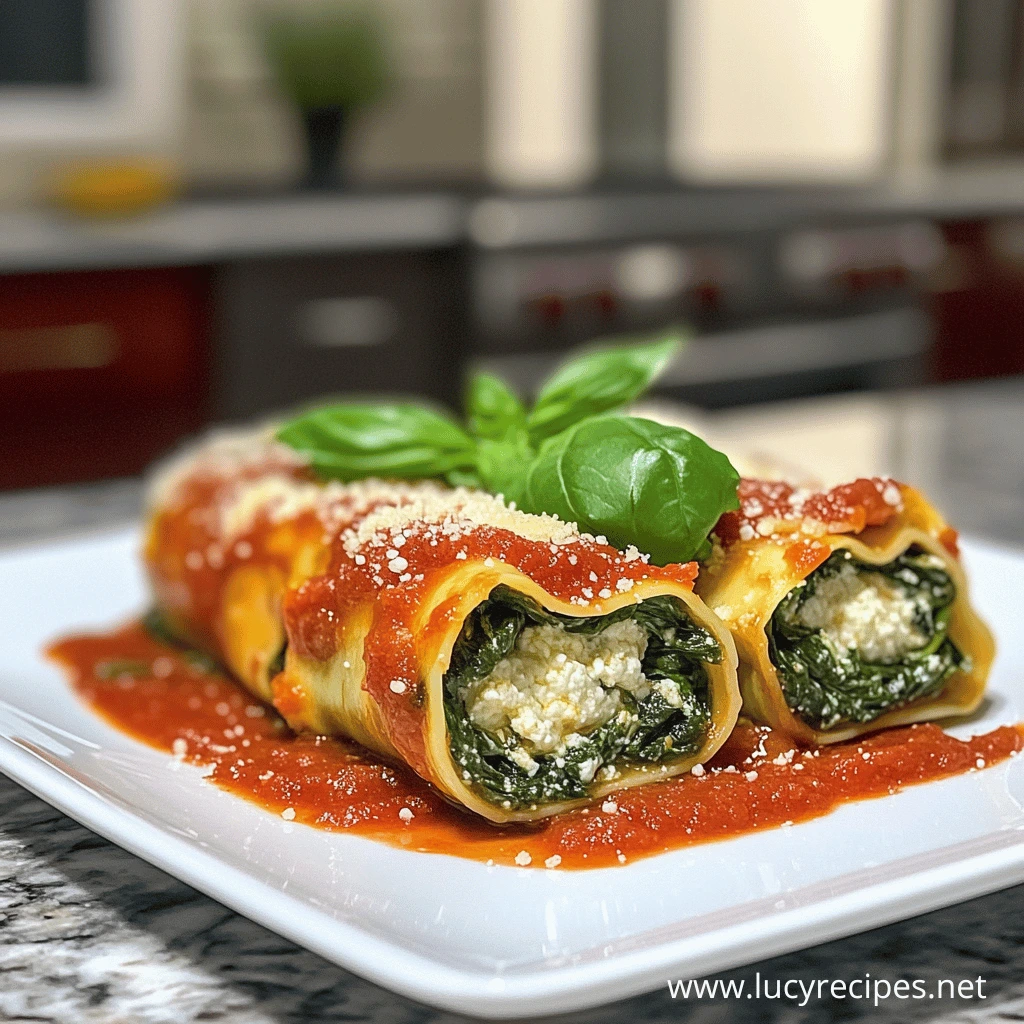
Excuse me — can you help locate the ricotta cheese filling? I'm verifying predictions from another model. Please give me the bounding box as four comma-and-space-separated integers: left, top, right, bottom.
796, 560, 928, 663
460, 619, 652, 776
445, 587, 718, 805
769, 548, 964, 730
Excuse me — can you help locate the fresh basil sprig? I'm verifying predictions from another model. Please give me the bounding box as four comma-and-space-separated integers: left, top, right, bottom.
523, 415, 739, 565
465, 372, 527, 442
526, 333, 680, 442
277, 332, 740, 563
277, 403, 478, 482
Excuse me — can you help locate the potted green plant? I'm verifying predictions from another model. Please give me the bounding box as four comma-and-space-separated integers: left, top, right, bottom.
260, 1, 390, 188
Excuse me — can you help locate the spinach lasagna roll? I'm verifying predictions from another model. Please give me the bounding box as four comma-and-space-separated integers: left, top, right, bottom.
695, 477, 993, 745
145, 432, 741, 822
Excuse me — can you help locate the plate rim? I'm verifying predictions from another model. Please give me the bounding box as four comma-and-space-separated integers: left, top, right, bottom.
1, 529, 1024, 1017
5, 730, 1024, 1018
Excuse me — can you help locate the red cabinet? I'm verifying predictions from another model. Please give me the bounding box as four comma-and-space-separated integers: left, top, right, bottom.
0, 267, 211, 489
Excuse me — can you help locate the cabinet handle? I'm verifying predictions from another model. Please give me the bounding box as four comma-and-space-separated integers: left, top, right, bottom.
0, 323, 117, 373
297, 297, 396, 349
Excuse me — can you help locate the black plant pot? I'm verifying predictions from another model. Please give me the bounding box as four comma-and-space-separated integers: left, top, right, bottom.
301, 105, 347, 189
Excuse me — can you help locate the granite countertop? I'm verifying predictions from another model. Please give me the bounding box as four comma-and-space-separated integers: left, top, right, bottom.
2, 382, 1024, 1024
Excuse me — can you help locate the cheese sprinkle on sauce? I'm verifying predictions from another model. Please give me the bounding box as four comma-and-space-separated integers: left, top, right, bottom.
342, 488, 581, 556
49, 621, 1024, 871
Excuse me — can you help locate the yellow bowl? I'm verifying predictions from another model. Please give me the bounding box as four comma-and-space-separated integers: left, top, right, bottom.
49, 159, 180, 218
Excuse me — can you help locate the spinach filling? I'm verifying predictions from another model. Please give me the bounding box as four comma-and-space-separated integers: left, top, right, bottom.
143, 608, 287, 679
768, 548, 968, 731
142, 608, 220, 673
443, 585, 721, 809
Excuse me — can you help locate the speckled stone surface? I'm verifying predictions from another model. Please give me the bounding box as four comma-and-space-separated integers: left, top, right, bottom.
2, 384, 1024, 1024
4, 769, 1024, 1024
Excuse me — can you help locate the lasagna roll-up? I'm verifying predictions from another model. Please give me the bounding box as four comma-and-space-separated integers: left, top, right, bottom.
145, 433, 741, 823
696, 477, 993, 745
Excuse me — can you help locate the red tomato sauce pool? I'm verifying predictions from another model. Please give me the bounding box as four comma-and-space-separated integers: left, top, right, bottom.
48, 622, 1023, 870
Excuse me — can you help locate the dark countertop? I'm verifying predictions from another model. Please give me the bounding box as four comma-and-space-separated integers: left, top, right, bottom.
9, 162, 1024, 275
2, 380, 1023, 1024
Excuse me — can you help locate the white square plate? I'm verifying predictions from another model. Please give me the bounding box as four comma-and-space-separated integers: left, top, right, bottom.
1, 528, 1023, 1018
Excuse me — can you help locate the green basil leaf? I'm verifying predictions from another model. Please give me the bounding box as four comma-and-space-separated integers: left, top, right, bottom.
522, 415, 739, 565
444, 467, 483, 488
277, 403, 477, 482
463, 373, 535, 502
465, 372, 527, 442
526, 333, 684, 442
474, 434, 534, 506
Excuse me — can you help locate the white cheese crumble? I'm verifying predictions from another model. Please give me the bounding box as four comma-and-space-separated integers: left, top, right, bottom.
221, 474, 435, 542
146, 425, 297, 511
653, 677, 686, 708
461, 620, 649, 762
515, 850, 532, 866
281, 807, 296, 820
342, 487, 579, 556
796, 560, 928, 663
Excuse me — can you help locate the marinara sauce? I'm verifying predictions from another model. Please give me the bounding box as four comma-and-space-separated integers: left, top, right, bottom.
49, 623, 1022, 870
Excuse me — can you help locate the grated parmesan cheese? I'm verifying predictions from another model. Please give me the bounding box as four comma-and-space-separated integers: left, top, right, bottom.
147, 425, 300, 511
341, 487, 580, 556
220, 475, 438, 542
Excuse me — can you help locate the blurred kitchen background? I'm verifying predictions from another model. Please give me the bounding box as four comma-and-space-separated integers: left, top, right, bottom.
1, 0, 1023, 547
